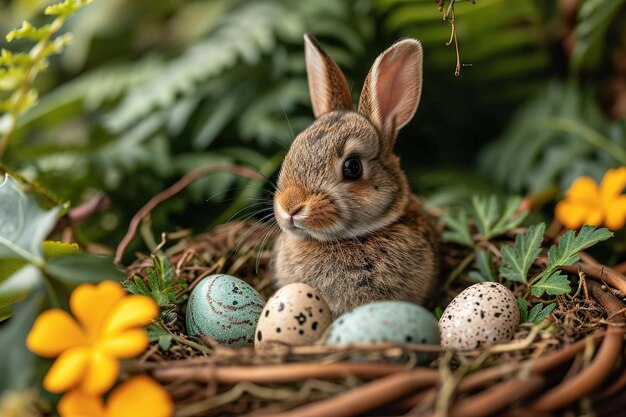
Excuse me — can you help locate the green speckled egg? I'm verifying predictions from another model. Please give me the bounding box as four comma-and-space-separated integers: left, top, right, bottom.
185, 274, 265, 346
326, 301, 439, 364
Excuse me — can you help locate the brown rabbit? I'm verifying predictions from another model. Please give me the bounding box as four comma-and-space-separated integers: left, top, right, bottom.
272, 34, 438, 316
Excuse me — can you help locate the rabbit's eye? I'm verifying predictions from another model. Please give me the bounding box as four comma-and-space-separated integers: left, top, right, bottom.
342, 157, 362, 180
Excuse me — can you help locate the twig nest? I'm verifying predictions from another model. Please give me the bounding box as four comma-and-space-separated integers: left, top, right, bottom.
325, 301, 440, 364
439, 282, 519, 351
255, 283, 332, 349
186, 274, 265, 346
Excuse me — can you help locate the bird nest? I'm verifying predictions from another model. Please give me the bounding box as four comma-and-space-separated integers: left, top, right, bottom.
125, 221, 626, 417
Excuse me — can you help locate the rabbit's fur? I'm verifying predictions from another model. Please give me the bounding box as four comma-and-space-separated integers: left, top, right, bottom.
272, 34, 438, 316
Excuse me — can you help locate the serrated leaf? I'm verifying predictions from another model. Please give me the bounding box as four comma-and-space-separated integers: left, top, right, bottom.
441, 210, 473, 247
45, 0, 93, 17
46, 254, 124, 283
471, 195, 528, 240
517, 297, 528, 324
471, 195, 499, 237
531, 271, 571, 297
527, 302, 557, 324
547, 226, 613, 269
6, 21, 51, 42
474, 248, 497, 282
499, 223, 546, 284
0, 174, 61, 262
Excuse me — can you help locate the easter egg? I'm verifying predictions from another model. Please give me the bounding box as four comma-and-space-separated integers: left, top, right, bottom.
326, 301, 440, 364
255, 283, 332, 349
439, 282, 519, 351
185, 274, 265, 346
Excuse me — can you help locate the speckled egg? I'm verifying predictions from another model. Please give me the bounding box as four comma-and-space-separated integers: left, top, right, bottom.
186, 274, 265, 346
326, 301, 440, 364
255, 283, 332, 349
439, 282, 519, 351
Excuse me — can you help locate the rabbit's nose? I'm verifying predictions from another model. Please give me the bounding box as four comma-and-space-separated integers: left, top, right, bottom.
288, 204, 304, 216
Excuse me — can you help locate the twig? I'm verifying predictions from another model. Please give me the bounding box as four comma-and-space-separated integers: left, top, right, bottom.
114, 165, 263, 264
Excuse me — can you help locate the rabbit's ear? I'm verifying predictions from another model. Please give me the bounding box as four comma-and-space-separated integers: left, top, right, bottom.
358, 39, 423, 145
304, 33, 353, 118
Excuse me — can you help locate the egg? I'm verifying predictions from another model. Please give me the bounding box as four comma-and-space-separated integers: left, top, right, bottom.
255, 283, 332, 349
439, 282, 519, 351
326, 301, 440, 364
186, 274, 265, 346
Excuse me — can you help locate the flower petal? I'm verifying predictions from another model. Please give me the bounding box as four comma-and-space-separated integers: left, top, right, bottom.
566, 177, 600, 201
600, 167, 626, 198
58, 390, 106, 417
102, 296, 158, 335
102, 329, 149, 358
555, 199, 602, 229
71, 281, 126, 338
105, 376, 174, 417
27, 309, 88, 357
604, 196, 626, 231
43, 347, 90, 393
80, 351, 120, 395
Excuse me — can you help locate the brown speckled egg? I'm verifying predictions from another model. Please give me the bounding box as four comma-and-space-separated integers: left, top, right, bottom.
439, 282, 519, 351
255, 283, 332, 349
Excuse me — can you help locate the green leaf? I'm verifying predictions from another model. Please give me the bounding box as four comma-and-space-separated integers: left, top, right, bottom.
45, 0, 93, 17
499, 223, 546, 284
547, 226, 613, 269
531, 271, 571, 297
124, 255, 187, 308
0, 265, 43, 296
527, 302, 557, 324
6, 21, 51, 42
0, 291, 42, 392
46, 254, 124, 284
467, 248, 497, 283
42, 241, 80, 258
441, 210, 474, 247
147, 323, 172, 351
471, 195, 527, 240
0, 175, 61, 262
517, 297, 528, 324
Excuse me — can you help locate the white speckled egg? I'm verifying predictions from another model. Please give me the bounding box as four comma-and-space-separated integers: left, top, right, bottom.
326, 301, 440, 364
439, 282, 519, 351
255, 283, 332, 349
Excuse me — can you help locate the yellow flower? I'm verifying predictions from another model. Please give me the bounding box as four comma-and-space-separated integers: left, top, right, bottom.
555, 167, 626, 230
27, 281, 158, 395
58, 375, 173, 417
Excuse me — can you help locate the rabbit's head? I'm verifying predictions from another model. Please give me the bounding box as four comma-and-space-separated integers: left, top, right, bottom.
274, 34, 423, 242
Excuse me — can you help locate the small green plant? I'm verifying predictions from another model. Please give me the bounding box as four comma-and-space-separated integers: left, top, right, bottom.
517, 297, 557, 325
442, 195, 527, 246
0, 0, 92, 159
499, 224, 613, 297
124, 254, 188, 351
124, 254, 188, 312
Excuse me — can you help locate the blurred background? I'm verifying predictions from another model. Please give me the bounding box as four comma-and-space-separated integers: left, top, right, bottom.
1, 0, 625, 261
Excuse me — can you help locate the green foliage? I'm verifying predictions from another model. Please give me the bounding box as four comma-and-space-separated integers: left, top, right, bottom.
441, 195, 527, 247
467, 249, 497, 283
498, 223, 612, 297
499, 223, 545, 284
0, 0, 91, 159
480, 82, 626, 194
531, 271, 571, 297
518, 297, 557, 324
0, 174, 123, 319
124, 254, 188, 310
572, 0, 626, 71
546, 226, 614, 270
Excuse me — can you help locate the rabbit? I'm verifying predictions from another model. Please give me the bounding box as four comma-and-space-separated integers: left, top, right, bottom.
271, 33, 438, 316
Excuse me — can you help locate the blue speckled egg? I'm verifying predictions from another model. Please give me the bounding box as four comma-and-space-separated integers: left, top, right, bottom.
185, 274, 265, 346
326, 301, 440, 363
